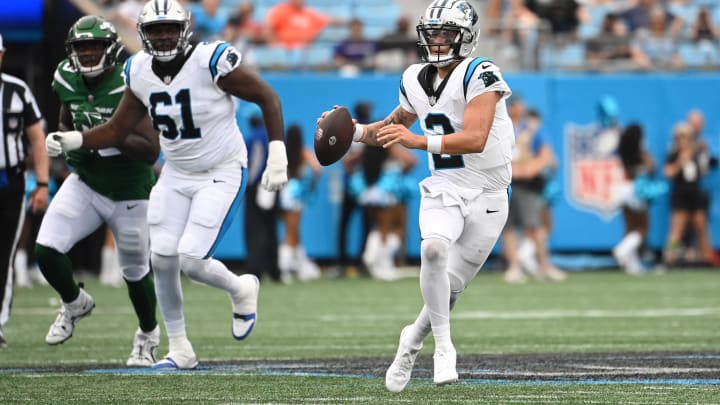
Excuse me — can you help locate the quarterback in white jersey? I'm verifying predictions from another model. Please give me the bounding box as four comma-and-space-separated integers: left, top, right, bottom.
47, 0, 289, 370
319, 0, 513, 392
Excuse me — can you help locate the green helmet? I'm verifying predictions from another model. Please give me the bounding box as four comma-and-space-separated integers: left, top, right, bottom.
65, 16, 122, 78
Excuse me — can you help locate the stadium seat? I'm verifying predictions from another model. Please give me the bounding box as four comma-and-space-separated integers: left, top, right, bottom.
540, 42, 585, 70
679, 42, 720, 68
303, 43, 335, 69
577, 4, 608, 41
249, 46, 295, 70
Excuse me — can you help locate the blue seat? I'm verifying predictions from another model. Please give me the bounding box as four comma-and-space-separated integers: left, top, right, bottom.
541, 42, 585, 70
303, 44, 335, 69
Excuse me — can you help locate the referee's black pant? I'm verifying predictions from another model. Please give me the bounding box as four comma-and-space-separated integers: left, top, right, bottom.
0, 168, 26, 326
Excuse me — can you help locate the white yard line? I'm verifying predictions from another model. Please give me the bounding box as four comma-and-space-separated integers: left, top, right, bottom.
318, 307, 720, 322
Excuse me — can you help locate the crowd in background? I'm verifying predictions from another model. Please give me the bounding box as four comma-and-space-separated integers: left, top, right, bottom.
89, 0, 720, 72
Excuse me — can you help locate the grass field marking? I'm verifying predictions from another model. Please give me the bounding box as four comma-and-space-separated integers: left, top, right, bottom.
13, 307, 135, 316
570, 364, 720, 374
453, 307, 720, 320
317, 307, 720, 322
477, 367, 720, 377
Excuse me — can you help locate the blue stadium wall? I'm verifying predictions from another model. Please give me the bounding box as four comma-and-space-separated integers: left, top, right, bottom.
214, 72, 720, 260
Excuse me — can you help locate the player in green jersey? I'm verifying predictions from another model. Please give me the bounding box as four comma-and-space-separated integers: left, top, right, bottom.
35, 16, 160, 366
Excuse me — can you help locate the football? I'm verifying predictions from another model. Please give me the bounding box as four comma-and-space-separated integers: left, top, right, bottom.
314, 106, 354, 166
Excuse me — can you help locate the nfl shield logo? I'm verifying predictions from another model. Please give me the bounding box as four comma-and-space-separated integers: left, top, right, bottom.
564, 123, 626, 220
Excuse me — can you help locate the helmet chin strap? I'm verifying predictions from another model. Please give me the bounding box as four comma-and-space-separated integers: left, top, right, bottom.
73, 54, 108, 78
429, 48, 457, 68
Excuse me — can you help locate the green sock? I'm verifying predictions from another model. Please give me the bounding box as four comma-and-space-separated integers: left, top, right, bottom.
126, 273, 158, 333
35, 244, 79, 303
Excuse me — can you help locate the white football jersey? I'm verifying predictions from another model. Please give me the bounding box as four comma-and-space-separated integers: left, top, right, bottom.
399, 57, 514, 191
124, 41, 248, 172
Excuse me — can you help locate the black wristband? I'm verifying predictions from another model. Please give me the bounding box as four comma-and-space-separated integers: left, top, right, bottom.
35, 182, 49, 188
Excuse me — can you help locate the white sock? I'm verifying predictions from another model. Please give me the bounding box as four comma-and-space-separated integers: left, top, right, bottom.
614, 231, 642, 262
168, 334, 192, 352
231, 274, 258, 313
518, 237, 538, 274
381, 233, 401, 270
362, 230, 382, 268
14, 249, 29, 285
183, 257, 241, 296
419, 239, 453, 350
151, 253, 185, 338
165, 319, 187, 340
278, 244, 295, 276
101, 246, 119, 274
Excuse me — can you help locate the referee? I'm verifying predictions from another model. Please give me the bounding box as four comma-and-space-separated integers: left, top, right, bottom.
0, 33, 49, 347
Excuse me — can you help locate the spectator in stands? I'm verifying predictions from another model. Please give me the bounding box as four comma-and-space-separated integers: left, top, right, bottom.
334, 19, 377, 76
243, 110, 282, 283
686, 109, 707, 143
663, 121, 719, 267
113, 0, 146, 33
328, 102, 372, 279
630, 6, 683, 70
500, 0, 542, 68
190, 0, 229, 42
586, 12, 633, 69
13, 162, 53, 288
352, 143, 416, 281
688, 7, 720, 66
223, 2, 264, 62
525, 0, 581, 38
263, 0, 343, 49
375, 15, 420, 71
612, 123, 662, 275
620, 0, 682, 34
502, 96, 566, 283
278, 124, 323, 282
690, 7, 718, 43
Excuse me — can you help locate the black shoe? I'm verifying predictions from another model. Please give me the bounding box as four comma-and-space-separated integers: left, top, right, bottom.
0, 328, 7, 348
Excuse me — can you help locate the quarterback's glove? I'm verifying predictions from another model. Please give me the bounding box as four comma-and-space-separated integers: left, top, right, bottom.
261, 140, 288, 192
46, 131, 83, 157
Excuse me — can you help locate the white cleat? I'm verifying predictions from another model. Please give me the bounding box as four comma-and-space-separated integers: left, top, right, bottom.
45, 287, 95, 345
433, 346, 458, 386
153, 338, 198, 370
231, 274, 259, 340
385, 325, 423, 392
127, 326, 160, 367
152, 350, 199, 370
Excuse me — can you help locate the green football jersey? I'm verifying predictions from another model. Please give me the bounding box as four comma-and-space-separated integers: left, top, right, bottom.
52, 60, 155, 201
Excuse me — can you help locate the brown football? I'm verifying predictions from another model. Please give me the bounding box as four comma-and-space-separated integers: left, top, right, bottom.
314, 106, 354, 166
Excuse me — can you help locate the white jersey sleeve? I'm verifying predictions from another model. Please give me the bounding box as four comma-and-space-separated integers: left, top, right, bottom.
464, 59, 512, 103
208, 42, 242, 83
399, 69, 417, 115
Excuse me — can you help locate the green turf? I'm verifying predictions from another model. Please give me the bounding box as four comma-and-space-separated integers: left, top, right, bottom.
1, 270, 719, 403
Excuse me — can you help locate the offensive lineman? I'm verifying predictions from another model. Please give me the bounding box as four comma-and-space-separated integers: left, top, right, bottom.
36, 16, 160, 366
46, 0, 288, 369
318, 0, 514, 391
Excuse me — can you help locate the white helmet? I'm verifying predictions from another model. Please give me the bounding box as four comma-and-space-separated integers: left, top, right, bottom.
137, 0, 192, 62
416, 0, 480, 67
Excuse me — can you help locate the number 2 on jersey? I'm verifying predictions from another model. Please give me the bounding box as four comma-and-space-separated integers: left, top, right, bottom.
425, 113, 464, 169
149, 89, 201, 140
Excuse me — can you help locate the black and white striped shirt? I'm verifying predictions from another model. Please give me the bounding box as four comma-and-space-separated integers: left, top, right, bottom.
0, 73, 43, 170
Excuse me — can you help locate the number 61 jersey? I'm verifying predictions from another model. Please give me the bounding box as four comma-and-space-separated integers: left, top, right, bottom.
124, 41, 247, 172
399, 57, 515, 191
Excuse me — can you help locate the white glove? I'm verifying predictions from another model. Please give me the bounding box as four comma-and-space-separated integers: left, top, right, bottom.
45, 131, 83, 157
261, 140, 288, 192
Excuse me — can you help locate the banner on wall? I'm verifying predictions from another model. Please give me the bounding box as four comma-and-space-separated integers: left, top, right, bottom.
564, 123, 626, 221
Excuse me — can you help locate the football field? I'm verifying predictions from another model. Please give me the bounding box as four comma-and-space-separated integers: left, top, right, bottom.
1, 269, 719, 404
